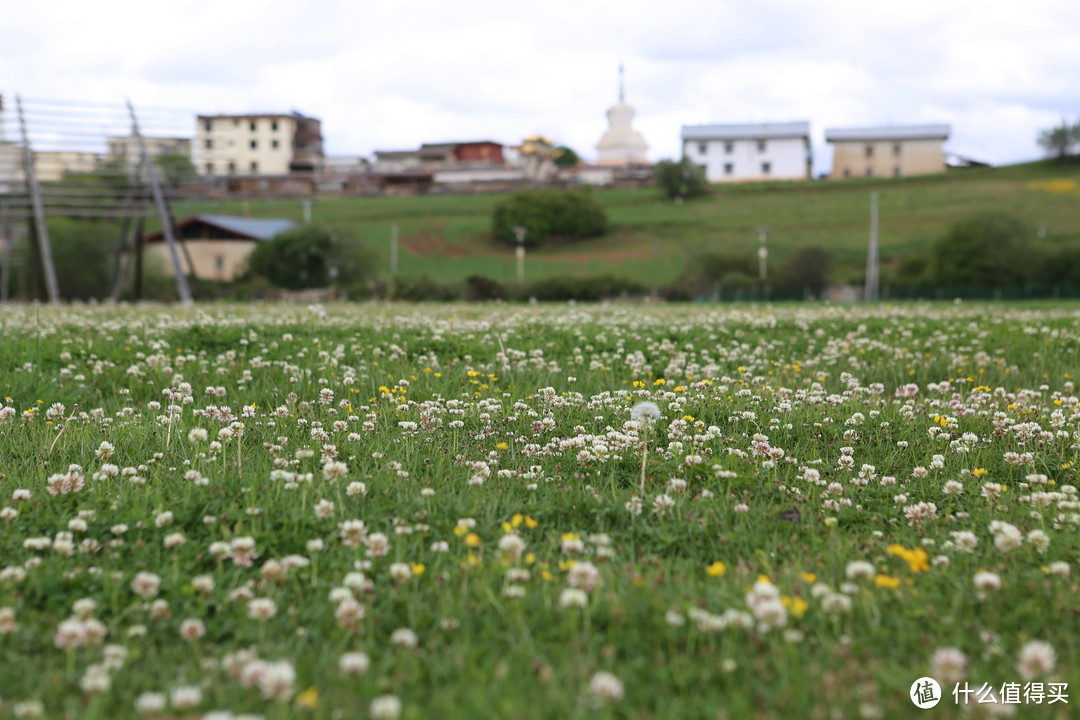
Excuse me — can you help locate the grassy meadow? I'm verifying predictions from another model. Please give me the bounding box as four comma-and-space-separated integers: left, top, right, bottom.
171, 161, 1080, 285
0, 301, 1078, 719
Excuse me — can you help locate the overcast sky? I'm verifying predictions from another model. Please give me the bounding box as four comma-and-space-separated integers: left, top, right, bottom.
4, 0, 1079, 171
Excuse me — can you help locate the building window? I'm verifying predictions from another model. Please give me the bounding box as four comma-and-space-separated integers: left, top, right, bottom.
723, 163, 734, 175
250, 161, 258, 172
205, 162, 214, 174
724, 141, 734, 154
893, 143, 902, 156
250, 121, 257, 131
893, 167, 901, 177
271, 139, 280, 149
865, 144, 874, 157
761, 161, 771, 175
843, 168, 851, 178
698, 142, 707, 155
866, 167, 873, 177
757, 140, 766, 153
215, 255, 225, 271
271, 121, 278, 131
204, 121, 212, 132
233, 120, 239, 127
250, 140, 258, 149
228, 162, 236, 174
204, 139, 213, 149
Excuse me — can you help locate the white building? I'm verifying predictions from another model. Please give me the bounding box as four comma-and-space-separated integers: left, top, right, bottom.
194, 112, 323, 176
681, 121, 812, 182
595, 66, 649, 166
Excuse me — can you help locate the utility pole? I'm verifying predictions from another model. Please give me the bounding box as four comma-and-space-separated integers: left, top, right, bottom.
513, 225, 527, 283
865, 192, 879, 301
128, 100, 192, 304
755, 225, 769, 282
390, 224, 398, 276
17, 95, 60, 304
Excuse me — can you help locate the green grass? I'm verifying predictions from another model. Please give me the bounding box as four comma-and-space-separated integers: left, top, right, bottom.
0, 301, 1078, 719
171, 160, 1080, 285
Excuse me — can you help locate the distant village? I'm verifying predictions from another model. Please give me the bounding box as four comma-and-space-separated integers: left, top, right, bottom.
0, 74, 977, 200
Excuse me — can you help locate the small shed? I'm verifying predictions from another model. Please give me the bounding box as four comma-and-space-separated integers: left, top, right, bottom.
145, 214, 296, 281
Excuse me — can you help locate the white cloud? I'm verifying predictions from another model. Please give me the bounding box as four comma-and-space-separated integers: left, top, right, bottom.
2, 0, 1078, 167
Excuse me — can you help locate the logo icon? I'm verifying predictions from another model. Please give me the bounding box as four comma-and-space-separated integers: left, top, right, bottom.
910, 677, 942, 709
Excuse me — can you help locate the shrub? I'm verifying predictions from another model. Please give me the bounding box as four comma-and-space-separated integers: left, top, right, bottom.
491, 190, 607, 247
45, 218, 115, 300
247, 225, 372, 291
931, 214, 1039, 288
465, 275, 507, 301
387, 275, 461, 301
653, 157, 709, 200
514, 275, 646, 302
779, 247, 833, 294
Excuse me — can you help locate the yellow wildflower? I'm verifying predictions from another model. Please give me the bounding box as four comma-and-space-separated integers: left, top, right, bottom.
706, 561, 727, 578
781, 595, 808, 619
463, 533, 481, 547
875, 574, 901, 589
296, 687, 319, 709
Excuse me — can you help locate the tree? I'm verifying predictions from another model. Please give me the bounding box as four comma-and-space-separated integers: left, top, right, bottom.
1037, 119, 1079, 160
779, 247, 833, 293
553, 146, 580, 167
653, 157, 708, 200
246, 225, 372, 290
491, 189, 607, 247
931, 213, 1038, 288
153, 155, 198, 189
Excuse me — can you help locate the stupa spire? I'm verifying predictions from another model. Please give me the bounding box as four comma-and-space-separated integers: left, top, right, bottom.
619, 63, 625, 103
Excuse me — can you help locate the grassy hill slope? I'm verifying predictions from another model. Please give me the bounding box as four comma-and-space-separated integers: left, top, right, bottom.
172, 160, 1080, 286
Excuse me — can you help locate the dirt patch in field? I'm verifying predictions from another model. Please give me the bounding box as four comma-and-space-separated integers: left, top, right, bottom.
400, 232, 471, 258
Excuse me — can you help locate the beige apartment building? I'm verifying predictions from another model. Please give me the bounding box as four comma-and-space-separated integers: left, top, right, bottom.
194, 112, 323, 176
0, 147, 102, 185
106, 135, 192, 172
825, 125, 950, 179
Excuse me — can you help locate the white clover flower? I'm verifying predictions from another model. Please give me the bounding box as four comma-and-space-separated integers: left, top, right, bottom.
558, 588, 589, 610
588, 671, 625, 705
845, 561, 875, 580
370, 695, 402, 720
339, 651, 370, 676
630, 401, 661, 426
1017, 640, 1056, 680
931, 647, 968, 685
390, 627, 418, 649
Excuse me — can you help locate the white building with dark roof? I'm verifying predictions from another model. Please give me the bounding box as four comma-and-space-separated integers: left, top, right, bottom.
681, 121, 811, 182
825, 124, 950, 179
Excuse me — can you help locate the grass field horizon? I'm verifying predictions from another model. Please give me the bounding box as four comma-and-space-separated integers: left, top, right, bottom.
171, 159, 1080, 286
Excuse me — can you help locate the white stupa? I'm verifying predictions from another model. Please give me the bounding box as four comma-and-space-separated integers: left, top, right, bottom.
595, 65, 649, 166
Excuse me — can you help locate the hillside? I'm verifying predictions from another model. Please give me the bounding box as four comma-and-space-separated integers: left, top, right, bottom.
172, 160, 1080, 286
